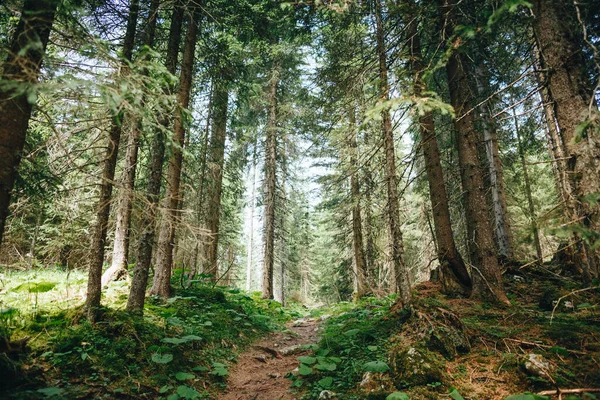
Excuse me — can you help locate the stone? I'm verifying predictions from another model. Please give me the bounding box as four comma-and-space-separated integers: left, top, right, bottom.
359, 372, 395, 396
318, 390, 338, 399
524, 353, 554, 378
389, 347, 443, 387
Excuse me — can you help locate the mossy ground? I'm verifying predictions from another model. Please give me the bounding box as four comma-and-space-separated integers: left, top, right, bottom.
293, 267, 600, 399
0, 267, 301, 399
1, 266, 598, 399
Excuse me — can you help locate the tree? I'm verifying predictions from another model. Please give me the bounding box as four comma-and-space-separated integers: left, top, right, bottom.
150, 5, 202, 298
0, 0, 59, 245
403, 1, 471, 296
373, 0, 411, 305
202, 56, 231, 281
102, 0, 161, 287
261, 60, 280, 299
85, 0, 140, 320
127, 0, 185, 312
442, 0, 509, 305
532, 0, 600, 280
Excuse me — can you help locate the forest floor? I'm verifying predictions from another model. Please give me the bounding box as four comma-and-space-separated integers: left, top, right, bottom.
218, 318, 318, 399
0, 265, 599, 399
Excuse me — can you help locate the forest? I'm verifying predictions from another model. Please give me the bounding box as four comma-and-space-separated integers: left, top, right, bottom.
0, 0, 599, 399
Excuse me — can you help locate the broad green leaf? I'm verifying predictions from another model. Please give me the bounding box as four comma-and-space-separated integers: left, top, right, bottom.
450, 388, 466, 400
318, 376, 333, 389
159, 385, 174, 394
151, 353, 173, 364
182, 335, 202, 341
387, 393, 410, 400
176, 385, 201, 399
37, 387, 64, 397
298, 356, 317, 365
504, 394, 549, 400
363, 361, 390, 373
298, 363, 313, 375
315, 362, 337, 371
367, 345, 378, 351
175, 372, 195, 381
343, 329, 361, 337
163, 337, 187, 345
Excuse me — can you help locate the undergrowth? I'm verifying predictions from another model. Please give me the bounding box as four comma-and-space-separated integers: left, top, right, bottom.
0, 267, 295, 399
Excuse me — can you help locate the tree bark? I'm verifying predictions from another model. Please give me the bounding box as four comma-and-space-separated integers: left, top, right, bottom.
85, 0, 139, 321
443, 0, 509, 305
202, 76, 229, 281
374, 0, 411, 306
150, 6, 201, 298
474, 63, 514, 262
0, 0, 59, 246
347, 106, 368, 298
245, 143, 258, 291
532, 0, 599, 281
103, 0, 160, 287
513, 102, 543, 261
405, 6, 472, 296
127, 1, 185, 313
261, 64, 280, 300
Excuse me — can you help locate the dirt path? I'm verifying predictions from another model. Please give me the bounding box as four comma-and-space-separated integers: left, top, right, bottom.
218, 318, 319, 400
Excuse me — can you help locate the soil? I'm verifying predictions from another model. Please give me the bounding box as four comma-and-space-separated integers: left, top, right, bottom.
218, 318, 319, 400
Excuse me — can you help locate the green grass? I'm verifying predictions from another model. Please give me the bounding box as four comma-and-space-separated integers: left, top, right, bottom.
0, 267, 295, 399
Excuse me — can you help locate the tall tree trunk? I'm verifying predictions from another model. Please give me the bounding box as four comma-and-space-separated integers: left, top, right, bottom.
190, 81, 213, 277
532, 37, 571, 209
474, 63, 514, 262
443, 0, 509, 305
532, 0, 599, 281
0, 0, 59, 245
275, 141, 287, 305
150, 6, 201, 298
127, 1, 184, 313
245, 143, 257, 291
405, 6, 472, 296
202, 76, 229, 281
261, 64, 280, 300
374, 0, 411, 306
103, 0, 160, 287
85, 0, 139, 320
347, 106, 368, 298
513, 103, 543, 261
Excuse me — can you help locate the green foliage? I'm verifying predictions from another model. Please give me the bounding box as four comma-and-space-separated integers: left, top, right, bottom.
0, 268, 285, 398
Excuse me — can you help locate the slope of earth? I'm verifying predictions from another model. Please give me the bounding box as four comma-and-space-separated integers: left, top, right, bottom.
285, 267, 600, 399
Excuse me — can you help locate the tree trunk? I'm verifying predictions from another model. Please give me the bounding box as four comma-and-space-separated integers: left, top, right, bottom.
202, 77, 229, 281
474, 63, 514, 262
405, 6, 472, 296
443, 1, 509, 305
103, 0, 160, 287
127, 1, 184, 313
374, 0, 411, 306
347, 106, 368, 298
261, 64, 280, 300
245, 143, 257, 291
85, 0, 139, 321
0, 0, 59, 245
532, 0, 599, 281
532, 37, 571, 209
150, 6, 201, 298
513, 102, 543, 261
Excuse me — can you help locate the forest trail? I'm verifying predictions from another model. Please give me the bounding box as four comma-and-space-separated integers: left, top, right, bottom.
218, 318, 319, 400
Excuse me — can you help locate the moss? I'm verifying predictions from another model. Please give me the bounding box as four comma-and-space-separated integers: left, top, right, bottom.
389, 346, 444, 388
